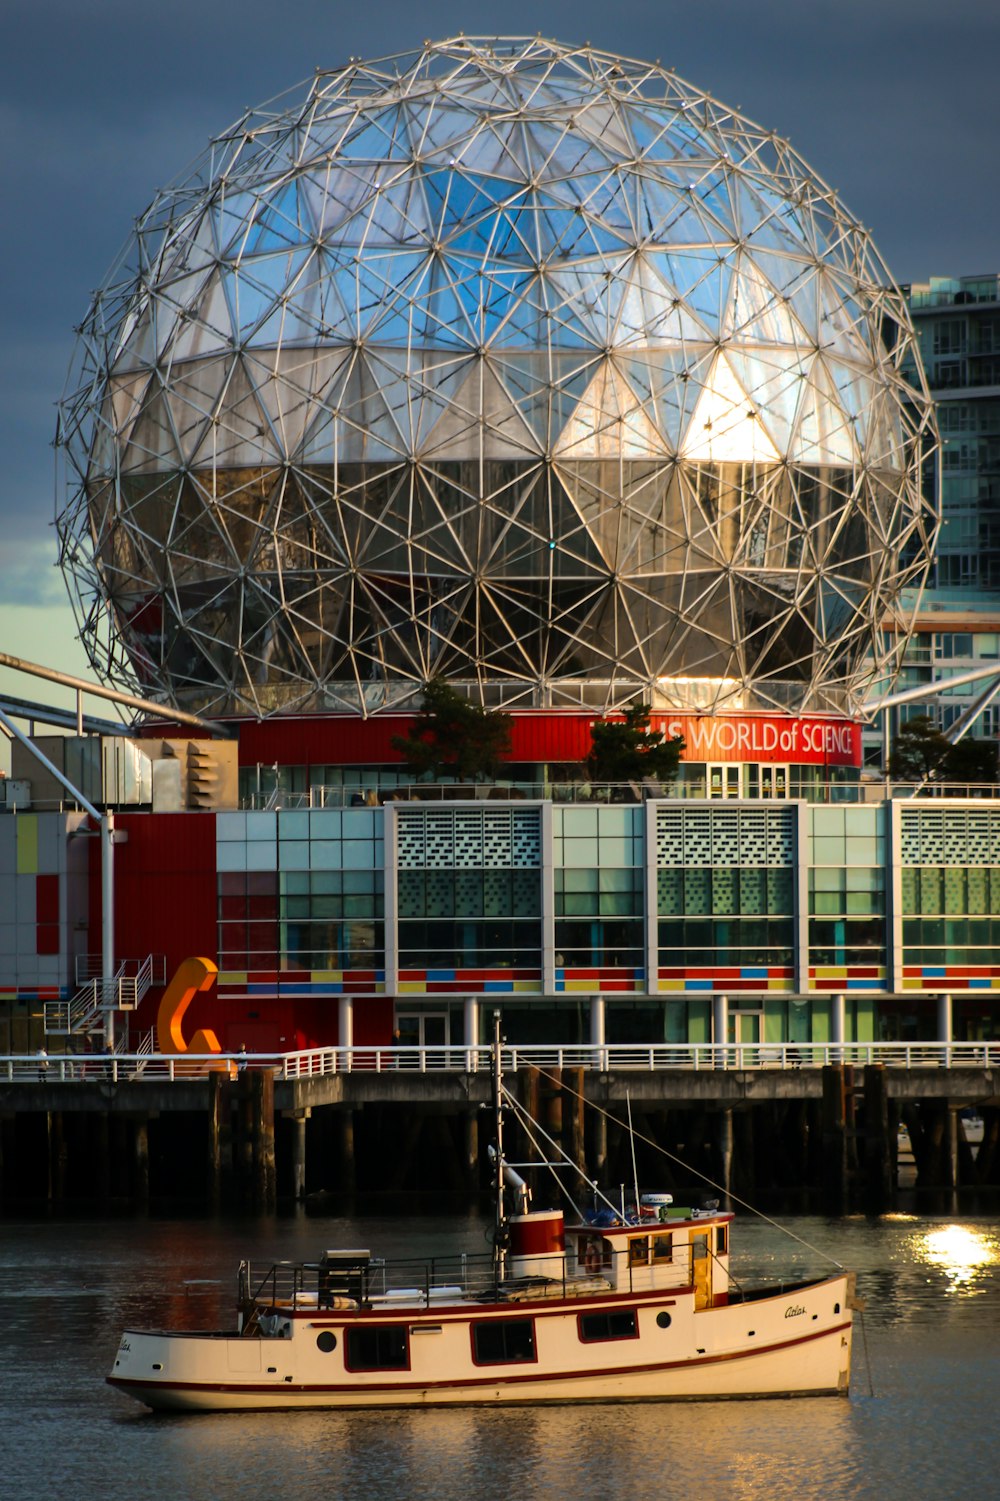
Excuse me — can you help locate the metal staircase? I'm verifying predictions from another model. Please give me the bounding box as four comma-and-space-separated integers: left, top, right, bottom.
43, 954, 166, 1039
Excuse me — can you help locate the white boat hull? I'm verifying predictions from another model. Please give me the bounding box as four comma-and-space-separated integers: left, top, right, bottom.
109, 1274, 855, 1413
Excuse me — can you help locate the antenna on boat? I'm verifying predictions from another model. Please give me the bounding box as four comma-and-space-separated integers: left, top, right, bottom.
626, 1090, 640, 1222
490, 1009, 508, 1281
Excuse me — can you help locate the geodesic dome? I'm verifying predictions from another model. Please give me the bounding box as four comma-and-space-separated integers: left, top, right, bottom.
56, 36, 937, 720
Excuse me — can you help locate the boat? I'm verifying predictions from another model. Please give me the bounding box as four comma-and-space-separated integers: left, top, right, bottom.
107, 1018, 860, 1412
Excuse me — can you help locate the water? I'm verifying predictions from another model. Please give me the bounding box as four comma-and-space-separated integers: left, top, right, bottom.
2, 1209, 999, 1500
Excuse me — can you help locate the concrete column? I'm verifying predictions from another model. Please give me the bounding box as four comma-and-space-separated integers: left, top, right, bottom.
463, 996, 480, 1071
713, 993, 729, 1067
133, 1115, 150, 1204
831, 993, 846, 1062
590, 994, 606, 1070
207, 1072, 223, 1206
821, 1065, 848, 1209
337, 1110, 356, 1194
291, 1112, 308, 1202
338, 995, 353, 1072
945, 1108, 959, 1190
463, 1108, 479, 1188
938, 992, 953, 1063
718, 1108, 734, 1203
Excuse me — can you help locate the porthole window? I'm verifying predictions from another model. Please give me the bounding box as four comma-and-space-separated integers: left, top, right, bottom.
316, 1330, 338, 1353
656, 1311, 672, 1329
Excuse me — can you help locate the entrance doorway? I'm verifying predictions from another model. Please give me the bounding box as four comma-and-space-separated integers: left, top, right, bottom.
727, 1009, 764, 1064
758, 764, 789, 798
395, 1011, 448, 1054
707, 764, 742, 798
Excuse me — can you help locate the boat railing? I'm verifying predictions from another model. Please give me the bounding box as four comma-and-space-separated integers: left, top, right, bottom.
243, 1251, 503, 1311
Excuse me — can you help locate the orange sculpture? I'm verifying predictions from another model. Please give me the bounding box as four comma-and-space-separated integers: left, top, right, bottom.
156, 957, 231, 1072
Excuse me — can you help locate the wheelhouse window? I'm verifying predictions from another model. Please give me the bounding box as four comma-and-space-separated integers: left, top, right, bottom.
716, 1225, 728, 1255
471, 1319, 536, 1365
578, 1309, 638, 1343
344, 1324, 409, 1371
628, 1236, 649, 1267
652, 1233, 674, 1261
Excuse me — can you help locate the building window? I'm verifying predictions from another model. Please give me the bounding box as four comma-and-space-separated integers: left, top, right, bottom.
471, 1319, 536, 1365
344, 1325, 409, 1371
578, 1309, 638, 1342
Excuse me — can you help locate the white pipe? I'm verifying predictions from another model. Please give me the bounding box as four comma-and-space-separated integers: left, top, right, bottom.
0, 651, 224, 734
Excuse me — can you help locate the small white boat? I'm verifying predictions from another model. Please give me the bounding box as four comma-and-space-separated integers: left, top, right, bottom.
107, 1022, 859, 1412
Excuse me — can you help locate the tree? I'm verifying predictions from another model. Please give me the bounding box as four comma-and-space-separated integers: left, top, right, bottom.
391, 678, 512, 783
886, 715, 999, 784
885, 716, 951, 781
585, 703, 685, 790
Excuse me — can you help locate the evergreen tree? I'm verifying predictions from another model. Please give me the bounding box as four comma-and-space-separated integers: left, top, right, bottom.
886, 715, 999, 784
391, 678, 512, 783
585, 703, 685, 790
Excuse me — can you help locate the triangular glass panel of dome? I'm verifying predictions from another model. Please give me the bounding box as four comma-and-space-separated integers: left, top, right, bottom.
341, 105, 413, 162
249, 349, 353, 459
210, 189, 260, 257
824, 359, 876, 452
815, 269, 875, 364
124, 385, 183, 470
244, 181, 314, 255
724, 259, 811, 347
726, 350, 808, 454
640, 253, 716, 341
105, 371, 153, 447
554, 360, 671, 459
221, 255, 296, 342
790, 357, 858, 466
656, 249, 732, 329
418, 360, 541, 459
300, 163, 375, 239
863, 388, 908, 473
680, 351, 780, 463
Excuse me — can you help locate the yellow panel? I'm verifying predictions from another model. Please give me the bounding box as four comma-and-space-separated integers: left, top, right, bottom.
658, 980, 686, 991
16, 814, 38, 875
217, 972, 248, 986
814, 967, 848, 980
312, 970, 344, 983
398, 982, 426, 993
513, 981, 542, 993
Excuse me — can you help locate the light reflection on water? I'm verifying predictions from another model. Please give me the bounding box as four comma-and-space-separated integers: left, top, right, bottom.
2, 1212, 999, 1501
911, 1223, 999, 1290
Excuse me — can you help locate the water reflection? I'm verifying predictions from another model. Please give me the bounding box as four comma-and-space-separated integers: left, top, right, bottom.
914, 1224, 1000, 1291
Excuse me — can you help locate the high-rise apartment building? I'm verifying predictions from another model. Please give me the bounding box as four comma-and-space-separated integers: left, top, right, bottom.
888, 276, 1000, 745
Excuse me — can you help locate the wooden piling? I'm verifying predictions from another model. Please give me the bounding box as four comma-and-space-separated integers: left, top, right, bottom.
250, 1068, 276, 1211
862, 1064, 892, 1212
821, 1065, 848, 1208
133, 1115, 150, 1204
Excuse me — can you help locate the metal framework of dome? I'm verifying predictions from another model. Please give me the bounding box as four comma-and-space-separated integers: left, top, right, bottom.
56, 36, 938, 720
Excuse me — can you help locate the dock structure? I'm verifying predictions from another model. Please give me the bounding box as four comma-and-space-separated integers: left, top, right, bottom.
1, 1054, 998, 1213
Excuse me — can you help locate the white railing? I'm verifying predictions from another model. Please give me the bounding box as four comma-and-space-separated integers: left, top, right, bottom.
4, 1039, 1000, 1084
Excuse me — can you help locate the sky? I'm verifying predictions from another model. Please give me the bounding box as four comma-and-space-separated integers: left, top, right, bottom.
1, 0, 998, 748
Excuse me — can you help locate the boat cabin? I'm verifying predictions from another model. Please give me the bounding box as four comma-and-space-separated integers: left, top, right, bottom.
568, 1211, 732, 1308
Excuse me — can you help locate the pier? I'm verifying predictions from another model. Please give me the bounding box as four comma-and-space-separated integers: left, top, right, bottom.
1, 1043, 998, 1213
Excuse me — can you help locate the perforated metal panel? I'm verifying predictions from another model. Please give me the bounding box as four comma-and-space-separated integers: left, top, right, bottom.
395, 806, 542, 868
901, 808, 1000, 867
655, 805, 796, 867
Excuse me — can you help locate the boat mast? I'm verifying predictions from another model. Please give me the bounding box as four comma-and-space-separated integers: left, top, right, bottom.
491, 1008, 508, 1281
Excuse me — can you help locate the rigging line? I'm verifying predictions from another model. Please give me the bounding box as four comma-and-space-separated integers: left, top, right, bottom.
500, 1086, 617, 1221
501, 1092, 587, 1222
525, 1064, 844, 1271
